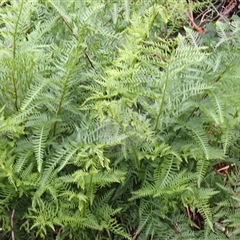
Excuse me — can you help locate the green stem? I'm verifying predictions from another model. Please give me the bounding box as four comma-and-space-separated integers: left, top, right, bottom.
53, 68, 74, 135
88, 173, 93, 204
130, 139, 140, 170
82, 172, 94, 217
12, 0, 24, 111
154, 69, 169, 131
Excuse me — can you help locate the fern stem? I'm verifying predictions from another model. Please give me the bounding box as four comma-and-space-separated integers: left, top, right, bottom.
106, 230, 112, 240
82, 202, 86, 217
11, 0, 24, 111
53, 68, 73, 135
154, 70, 169, 131
130, 140, 140, 170
88, 172, 94, 205
11, 70, 18, 111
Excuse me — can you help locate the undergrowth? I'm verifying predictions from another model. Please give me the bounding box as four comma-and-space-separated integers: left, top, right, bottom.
0, 0, 240, 239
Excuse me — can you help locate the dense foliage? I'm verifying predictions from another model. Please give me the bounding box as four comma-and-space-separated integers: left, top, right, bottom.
0, 0, 240, 239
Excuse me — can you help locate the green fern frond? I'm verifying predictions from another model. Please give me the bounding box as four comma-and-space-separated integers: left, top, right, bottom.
201, 90, 224, 125
73, 169, 125, 189
20, 77, 51, 111
135, 199, 160, 238
32, 141, 80, 202
108, 218, 132, 240
196, 159, 210, 188
130, 184, 155, 200
192, 188, 219, 231
184, 27, 202, 48
221, 127, 233, 155
198, 200, 214, 231
153, 157, 177, 195
32, 124, 51, 173
182, 121, 210, 159
14, 149, 33, 174
46, 0, 72, 25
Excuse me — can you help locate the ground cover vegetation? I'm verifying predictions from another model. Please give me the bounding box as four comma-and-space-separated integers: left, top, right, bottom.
0, 0, 240, 239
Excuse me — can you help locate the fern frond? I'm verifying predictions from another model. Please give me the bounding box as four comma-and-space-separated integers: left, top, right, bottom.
182, 120, 210, 159
130, 184, 155, 200
14, 148, 33, 174
135, 199, 155, 237
73, 169, 125, 189
108, 218, 132, 240
198, 199, 214, 231
153, 157, 177, 196
196, 159, 210, 187
32, 124, 51, 173
20, 77, 51, 111
193, 188, 219, 231
201, 90, 224, 125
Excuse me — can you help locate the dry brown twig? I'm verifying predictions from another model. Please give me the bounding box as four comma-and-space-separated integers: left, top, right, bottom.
187, 0, 204, 34
217, 164, 235, 174
11, 209, 15, 240
200, 9, 212, 24
218, 0, 237, 21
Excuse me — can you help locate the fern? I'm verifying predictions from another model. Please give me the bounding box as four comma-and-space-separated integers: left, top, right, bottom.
0, 0, 240, 239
